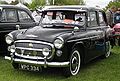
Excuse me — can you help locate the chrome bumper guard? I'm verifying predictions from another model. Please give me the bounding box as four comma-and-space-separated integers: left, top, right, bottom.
5, 56, 69, 67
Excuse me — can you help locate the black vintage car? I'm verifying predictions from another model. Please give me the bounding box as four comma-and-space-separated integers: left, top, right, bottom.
0, 5, 37, 54
5, 6, 112, 76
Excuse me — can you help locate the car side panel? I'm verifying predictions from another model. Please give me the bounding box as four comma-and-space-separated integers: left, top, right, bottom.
0, 22, 18, 32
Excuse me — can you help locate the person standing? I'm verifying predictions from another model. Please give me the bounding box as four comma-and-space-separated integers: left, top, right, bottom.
106, 6, 117, 28
106, 6, 117, 48
114, 8, 120, 24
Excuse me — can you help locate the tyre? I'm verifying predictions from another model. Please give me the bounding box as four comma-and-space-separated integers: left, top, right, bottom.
12, 62, 19, 69
104, 41, 111, 58
64, 48, 81, 76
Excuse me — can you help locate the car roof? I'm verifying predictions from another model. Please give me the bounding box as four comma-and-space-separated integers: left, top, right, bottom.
42, 5, 102, 12
0, 5, 35, 21
0, 5, 31, 12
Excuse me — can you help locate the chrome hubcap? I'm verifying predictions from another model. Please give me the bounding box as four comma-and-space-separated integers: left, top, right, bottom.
70, 50, 81, 75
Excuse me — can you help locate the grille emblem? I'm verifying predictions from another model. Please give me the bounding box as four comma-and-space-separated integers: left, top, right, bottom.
28, 43, 33, 48
26, 34, 38, 38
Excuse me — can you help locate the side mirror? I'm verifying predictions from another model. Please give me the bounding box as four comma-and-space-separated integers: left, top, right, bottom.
16, 25, 20, 30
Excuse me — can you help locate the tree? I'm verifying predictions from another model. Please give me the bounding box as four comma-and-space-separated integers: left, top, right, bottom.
29, 0, 85, 10
0, 1, 8, 4
24, 3, 29, 7
50, 0, 85, 5
29, 0, 45, 10
10, 0, 19, 5
114, 0, 120, 1
104, 1, 120, 11
10, 0, 26, 5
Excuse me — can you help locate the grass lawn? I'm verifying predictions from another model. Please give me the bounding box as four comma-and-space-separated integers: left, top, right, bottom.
0, 46, 120, 81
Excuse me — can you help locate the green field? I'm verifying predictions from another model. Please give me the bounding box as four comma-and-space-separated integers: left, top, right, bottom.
0, 46, 120, 81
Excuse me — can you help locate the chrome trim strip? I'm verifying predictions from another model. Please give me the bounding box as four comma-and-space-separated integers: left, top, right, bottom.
67, 36, 100, 42
15, 53, 44, 59
15, 40, 54, 48
26, 34, 38, 38
56, 37, 64, 42
89, 35, 101, 39
16, 47, 43, 51
14, 59, 69, 67
67, 37, 89, 42
43, 8, 86, 12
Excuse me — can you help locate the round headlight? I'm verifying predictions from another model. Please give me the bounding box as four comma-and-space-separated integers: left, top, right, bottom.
6, 34, 14, 44
54, 37, 64, 49
42, 48, 50, 57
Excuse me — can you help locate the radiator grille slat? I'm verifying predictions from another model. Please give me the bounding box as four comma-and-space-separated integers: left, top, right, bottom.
15, 42, 52, 58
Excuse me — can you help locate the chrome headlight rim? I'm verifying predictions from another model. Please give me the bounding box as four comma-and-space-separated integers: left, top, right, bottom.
54, 37, 64, 49
5, 34, 14, 45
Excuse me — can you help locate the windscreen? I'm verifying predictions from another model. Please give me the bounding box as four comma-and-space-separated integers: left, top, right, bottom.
41, 10, 86, 28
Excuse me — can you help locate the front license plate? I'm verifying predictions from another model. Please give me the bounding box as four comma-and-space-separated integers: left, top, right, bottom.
20, 64, 40, 71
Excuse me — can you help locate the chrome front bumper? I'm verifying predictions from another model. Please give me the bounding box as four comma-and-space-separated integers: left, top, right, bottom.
5, 56, 69, 67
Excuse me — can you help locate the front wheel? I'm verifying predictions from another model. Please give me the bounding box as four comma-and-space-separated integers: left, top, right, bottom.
12, 62, 19, 69
64, 48, 81, 76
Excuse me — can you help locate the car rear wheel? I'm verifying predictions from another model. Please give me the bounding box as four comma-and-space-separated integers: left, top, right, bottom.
12, 62, 19, 69
64, 48, 81, 76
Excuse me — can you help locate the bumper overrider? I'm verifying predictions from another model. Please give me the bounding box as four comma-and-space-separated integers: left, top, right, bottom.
5, 40, 69, 68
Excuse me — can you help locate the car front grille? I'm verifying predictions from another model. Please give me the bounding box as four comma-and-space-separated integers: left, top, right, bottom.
14, 40, 54, 59
15, 48, 44, 57
15, 42, 51, 49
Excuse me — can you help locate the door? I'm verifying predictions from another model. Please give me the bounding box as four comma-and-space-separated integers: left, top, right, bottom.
0, 8, 18, 32
17, 10, 36, 29
85, 11, 105, 61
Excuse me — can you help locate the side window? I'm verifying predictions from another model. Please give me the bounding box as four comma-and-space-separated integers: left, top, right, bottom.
99, 11, 106, 26
18, 10, 33, 22
89, 11, 98, 27
1, 9, 18, 22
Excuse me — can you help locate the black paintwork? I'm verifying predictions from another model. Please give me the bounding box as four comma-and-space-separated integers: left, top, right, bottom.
0, 5, 36, 32
9, 6, 112, 63
17, 27, 73, 42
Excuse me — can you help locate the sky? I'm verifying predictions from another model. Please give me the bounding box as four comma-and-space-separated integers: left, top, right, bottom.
2, 0, 112, 8
84, 0, 112, 8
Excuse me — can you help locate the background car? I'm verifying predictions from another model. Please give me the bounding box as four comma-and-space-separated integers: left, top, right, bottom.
0, 5, 37, 55
5, 6, 112, 76
113, 23, 120, 46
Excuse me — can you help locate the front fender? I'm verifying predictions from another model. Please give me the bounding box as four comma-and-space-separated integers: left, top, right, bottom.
6, 29, 27, 41
72, 41, 84, 49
